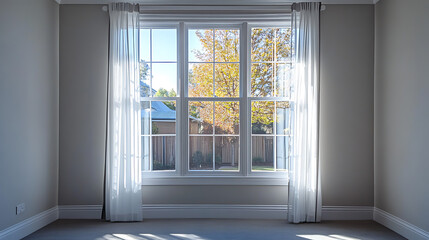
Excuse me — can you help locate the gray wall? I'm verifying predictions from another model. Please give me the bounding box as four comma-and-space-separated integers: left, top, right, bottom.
0, 0, 59, 230
59, 5, 109, 205
58, 4, 375, 207
320, 5, 375, 206
375, 0, 429, 232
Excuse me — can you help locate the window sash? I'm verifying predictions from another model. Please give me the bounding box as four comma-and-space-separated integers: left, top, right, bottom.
140, 21, 291, 180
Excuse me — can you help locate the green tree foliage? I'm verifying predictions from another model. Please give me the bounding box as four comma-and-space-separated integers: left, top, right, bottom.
140, 60, 151, 97
154, 88, 177, 110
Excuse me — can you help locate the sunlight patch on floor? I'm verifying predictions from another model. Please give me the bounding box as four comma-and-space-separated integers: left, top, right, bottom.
140, 234, 168, 240
297, 235, 360, 240
170, 233, 207, 240
113, 234, 147, 240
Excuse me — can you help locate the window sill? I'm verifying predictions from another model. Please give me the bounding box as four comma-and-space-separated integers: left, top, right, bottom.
141, 176, 288, 186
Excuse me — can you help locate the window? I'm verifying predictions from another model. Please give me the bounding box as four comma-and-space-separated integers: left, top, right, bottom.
188, 28, 240, 171
250, 27, 292, 172
140, 27, 178, 171
139, 22, 292, 183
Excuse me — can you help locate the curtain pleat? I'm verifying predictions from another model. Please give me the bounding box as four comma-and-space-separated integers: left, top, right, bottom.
105, 3, 142, 222
288, 2, 322, 223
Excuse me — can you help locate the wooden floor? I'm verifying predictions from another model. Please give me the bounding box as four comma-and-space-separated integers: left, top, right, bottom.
24, 219, 406, 240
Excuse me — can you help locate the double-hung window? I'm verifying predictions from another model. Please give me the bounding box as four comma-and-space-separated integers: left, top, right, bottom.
139, 20, 292, 184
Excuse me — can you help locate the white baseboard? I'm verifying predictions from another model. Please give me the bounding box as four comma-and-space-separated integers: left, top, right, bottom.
374, 208, 429, 240
0, 206, 58, 240
5, 205, 425, 240
142, 204, 288, 219
59, 205, 103, 219
322, 206, 374, 220
57, 204, 373, 220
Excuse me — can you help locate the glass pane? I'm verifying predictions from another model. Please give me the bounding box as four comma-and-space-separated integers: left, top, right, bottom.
251, 101, 274, 134
276, 136, 289, 171
251, 28, 274, 62
152, 63, 177, 95
252, 136, 274, 171
189, 101, 213, 134
275, 63, 291, 98
276, 28, 291, 62
251, 63, 273, 97
139, 29, 150, 62
142, 136, 150, 171
215, 136, 239, 171
188, 63, 213, 98
140, 62, 151, 97
151, 101, 176, 134
214, 29, 240, 62
152, 136, 175, 170
214, 63, 239, 97
189, 136, 213, 170
189, 29, 213, 62
276, 101, 290, 135
141, 101, 151, 135
152, 29, 177, 61
215, 101, 239, 135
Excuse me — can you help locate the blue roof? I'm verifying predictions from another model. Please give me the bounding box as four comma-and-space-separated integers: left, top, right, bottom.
140, 81, 198, 121
151, 101, 176, 120
141, 101, 199, 121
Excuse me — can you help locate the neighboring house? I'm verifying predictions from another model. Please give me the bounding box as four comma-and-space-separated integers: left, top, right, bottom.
142, 96, 240, 169
142, 84, 285, 170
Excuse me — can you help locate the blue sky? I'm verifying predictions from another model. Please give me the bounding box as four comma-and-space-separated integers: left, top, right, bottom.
140, 29, 207, 93
140, 29, 177, 93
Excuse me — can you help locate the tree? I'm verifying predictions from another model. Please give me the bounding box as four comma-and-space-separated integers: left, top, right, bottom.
140, 60, 152, 97
154, 88, 177, 110
188, 28, 291, 135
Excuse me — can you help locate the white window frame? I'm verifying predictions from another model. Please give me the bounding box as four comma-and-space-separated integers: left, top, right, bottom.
184, 23, 243, 177
247, 22, 292, 177
139, 22, 181, 178
140, 16, 291, 186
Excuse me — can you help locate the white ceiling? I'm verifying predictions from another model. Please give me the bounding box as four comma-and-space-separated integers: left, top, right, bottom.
57, 0, 379, 5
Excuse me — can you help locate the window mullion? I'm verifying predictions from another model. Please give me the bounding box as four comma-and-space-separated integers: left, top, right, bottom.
179, 22, 187, 176
241, 22, 249, 176
212, 101, 215, 171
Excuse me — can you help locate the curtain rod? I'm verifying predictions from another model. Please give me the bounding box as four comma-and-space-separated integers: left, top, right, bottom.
102, 4, 326, 12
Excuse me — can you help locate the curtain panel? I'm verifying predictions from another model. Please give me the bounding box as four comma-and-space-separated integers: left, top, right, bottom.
105, 3, 142, 222
288, 2, 322, 223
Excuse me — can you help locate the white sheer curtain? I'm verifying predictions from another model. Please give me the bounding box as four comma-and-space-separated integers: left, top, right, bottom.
288, 2, 322, 223
105, 3, 142, 222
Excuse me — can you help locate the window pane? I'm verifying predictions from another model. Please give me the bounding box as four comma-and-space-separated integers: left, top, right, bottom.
276, 136, 289, 171
188, 63, 213, 98
215, 63, 239, 97
275, 28, 291, 62
140, 62, 151, 97
215, 136, 239, 171
214, 29, 240, 62
276, 101, 290, 135
140, 29, 150, 62
251, 28, 274, 62
152, 63, 177, 95
189, 136, 213, 170
251, 101, 274, 134
251, 63, 273, 97
215, 101, 239, 135
275, 63, 291, 98
189, 29, 213, 62
252, 136, 274, 171
151, 101, 176, 134
141, 101, 151, 135
152, 29, 177, 61
142, 136, 150, 171
189, 101, 213, 134
152, 136, 175, 170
